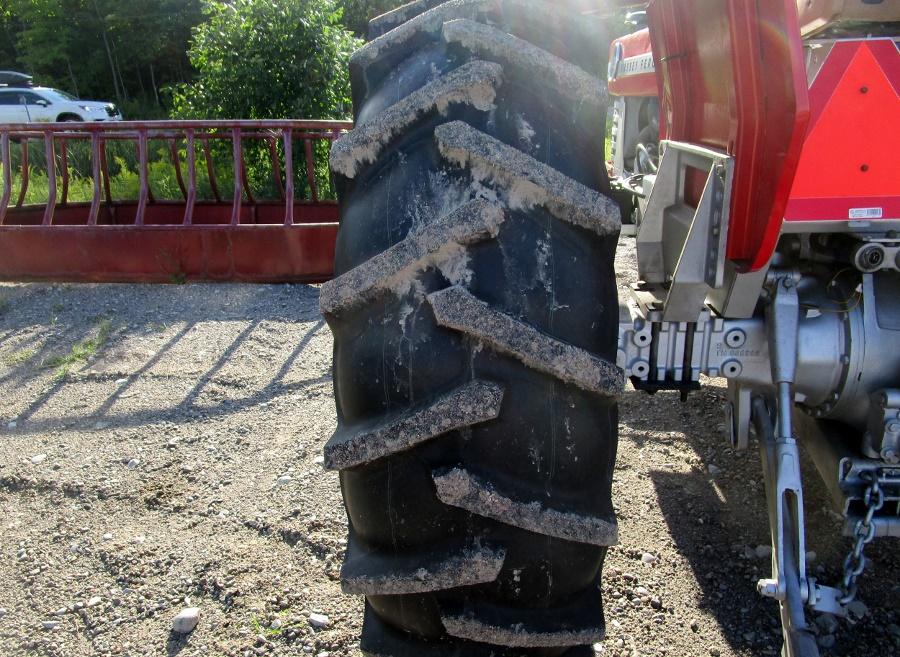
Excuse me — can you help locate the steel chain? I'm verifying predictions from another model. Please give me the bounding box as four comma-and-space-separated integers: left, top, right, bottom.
839, 470, 884, 605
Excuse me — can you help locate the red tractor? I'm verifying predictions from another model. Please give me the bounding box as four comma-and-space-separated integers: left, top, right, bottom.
320, 1, 900, 656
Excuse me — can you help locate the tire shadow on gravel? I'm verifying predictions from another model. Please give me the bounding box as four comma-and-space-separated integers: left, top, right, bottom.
619, 386, 779, 653
624, 387, 900, 656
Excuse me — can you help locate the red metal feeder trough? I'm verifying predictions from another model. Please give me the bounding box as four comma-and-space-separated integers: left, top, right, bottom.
0, 119, 352, 283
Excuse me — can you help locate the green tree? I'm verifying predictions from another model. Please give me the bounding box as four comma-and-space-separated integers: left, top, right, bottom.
6, 0, 202, 116
171, 0, 360, 120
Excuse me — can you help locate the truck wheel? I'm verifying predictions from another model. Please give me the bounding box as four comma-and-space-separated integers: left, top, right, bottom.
321, 2, 622, 654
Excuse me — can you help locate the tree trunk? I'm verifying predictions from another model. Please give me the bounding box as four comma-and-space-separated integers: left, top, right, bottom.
150, 63, 160, 107
113, 48, 128, 101
66, 59, 80, 97
137, 65, 146, 98
92, 0, 123, 105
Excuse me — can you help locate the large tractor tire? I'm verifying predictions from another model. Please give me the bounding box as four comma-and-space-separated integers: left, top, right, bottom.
320, 1, 622, 654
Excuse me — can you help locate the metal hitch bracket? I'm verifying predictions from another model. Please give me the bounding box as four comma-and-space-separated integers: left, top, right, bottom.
635, 140, 733, 322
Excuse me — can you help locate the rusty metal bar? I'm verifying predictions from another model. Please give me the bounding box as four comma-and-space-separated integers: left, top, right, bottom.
59, 138, 69, 206
0, 119, 350, 229
269, 137, 285, 200
202, 137, 221, 202
4, 129, 342, 143
303, 138, 318, 203
136, 131, 149, 226
133, 139, 155, 203
184, 129, 196, 225
0, 119, 351, 132
42, 132, 57, 226
170, 139, 187, 200
15, 138, 28, 209
88, 132, 101, 225
240, 146, 255, 206
99, 140, 112, 207
283, 129, 294, 226
0, 131, 10, 225
231, 128, 242, 226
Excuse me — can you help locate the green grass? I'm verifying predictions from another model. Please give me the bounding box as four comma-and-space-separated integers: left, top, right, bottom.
250, 611, 304, 638
0, 139, 336, 208
41, 319, 111, 380
1, 158, 206, 206
605, 112, 615, 163
2, 348, 37, 367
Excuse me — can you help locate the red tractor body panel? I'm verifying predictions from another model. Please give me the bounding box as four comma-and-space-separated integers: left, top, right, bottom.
613, 5, 900, 264
608, 28, 657, 97
646, 0, 810, 271
785, 39, 900, 224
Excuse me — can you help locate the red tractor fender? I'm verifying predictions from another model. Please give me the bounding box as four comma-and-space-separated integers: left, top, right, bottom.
646, 0, 810, 271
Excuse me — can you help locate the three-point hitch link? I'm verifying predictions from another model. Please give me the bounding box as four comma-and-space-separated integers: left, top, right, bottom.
754, 277, 844, 657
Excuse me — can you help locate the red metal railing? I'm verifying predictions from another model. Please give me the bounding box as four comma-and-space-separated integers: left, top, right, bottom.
0, 119, 352, 283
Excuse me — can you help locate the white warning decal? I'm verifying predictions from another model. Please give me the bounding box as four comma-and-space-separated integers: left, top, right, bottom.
849, 207, 883, 219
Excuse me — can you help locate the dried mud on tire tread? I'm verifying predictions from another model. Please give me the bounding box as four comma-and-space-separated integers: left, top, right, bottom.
324, 0, 620, 654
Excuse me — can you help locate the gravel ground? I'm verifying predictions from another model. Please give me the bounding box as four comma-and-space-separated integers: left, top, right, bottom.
0, 236, 897, 657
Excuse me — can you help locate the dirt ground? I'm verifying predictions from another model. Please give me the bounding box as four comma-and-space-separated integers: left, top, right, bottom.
0, 236, 897, 657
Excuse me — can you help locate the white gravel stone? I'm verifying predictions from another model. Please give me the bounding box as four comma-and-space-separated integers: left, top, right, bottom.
115, 378, 128, 386
308, 613, 330, 628
817, 634, 836, 649
7, 421, 17, 429
815, 613, 839, 635
172, 607, 201, 633
755, 545, 773, 559
87, 596, 102, 608
707, 464, 722, 476
127, 458, 140, 469
0, 608, 6, 618
847, 600, 868, 619
102, 533, 113, 541
276, 475, 292, 486
30, 453, 47, 464
641, 552, 658, 564
41, 620, 60, 630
